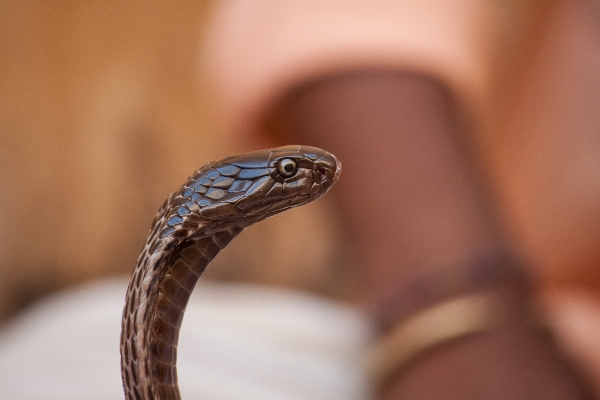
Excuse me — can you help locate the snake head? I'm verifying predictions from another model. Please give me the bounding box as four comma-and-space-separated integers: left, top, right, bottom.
158, 145, 341, 239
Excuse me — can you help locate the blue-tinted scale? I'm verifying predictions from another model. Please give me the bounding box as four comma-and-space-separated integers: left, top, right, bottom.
197, 198, 212, 207
173, 197, 192, 207
197, 178, 212, 186
195, 185, 208, 194
205, 188, 226, 200
216, 164, 241, 176
167, 216, 183, 226
181, 188, 194, 197
236, 168, 269, 180
228, 180, 252, 193
160, 226, 175, 238
206, 170, 220, 180
193, 172, 205, 180
212, 176, 235, 189
177, 207, 190, 216
191, 193, 202, 201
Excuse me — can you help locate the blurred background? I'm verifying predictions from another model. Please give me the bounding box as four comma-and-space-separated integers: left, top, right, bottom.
0, 1, 355, 325
1, 0, 599, 320
1, 0, 600, 397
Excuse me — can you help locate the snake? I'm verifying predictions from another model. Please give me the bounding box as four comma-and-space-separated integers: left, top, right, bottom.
120, 145, 341, 400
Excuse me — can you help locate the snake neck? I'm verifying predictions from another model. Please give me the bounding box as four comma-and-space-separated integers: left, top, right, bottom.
120, 226, 243, 400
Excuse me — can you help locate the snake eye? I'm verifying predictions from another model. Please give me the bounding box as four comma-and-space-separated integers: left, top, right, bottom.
277, 158, 298, 178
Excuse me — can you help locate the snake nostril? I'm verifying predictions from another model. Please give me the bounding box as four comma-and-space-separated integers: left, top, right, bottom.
315, 166, 327, 182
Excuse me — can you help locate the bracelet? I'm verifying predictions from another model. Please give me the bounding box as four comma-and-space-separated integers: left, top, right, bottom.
374, 250, 528, 330
364, 292, 508, 388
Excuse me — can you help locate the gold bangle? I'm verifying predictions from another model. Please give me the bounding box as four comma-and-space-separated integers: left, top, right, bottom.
364, 293, 508, 388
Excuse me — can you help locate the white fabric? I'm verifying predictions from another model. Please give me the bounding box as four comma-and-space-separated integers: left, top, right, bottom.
0, 279, 371, 400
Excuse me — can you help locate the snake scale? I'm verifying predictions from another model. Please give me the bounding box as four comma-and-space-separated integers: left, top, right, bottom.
120, 145, 341, 400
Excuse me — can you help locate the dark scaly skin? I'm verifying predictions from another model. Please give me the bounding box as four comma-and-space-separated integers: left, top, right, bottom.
120, 145, 341, 400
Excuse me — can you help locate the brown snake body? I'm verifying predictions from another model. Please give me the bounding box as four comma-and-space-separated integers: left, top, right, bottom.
120, 145, 341, 400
